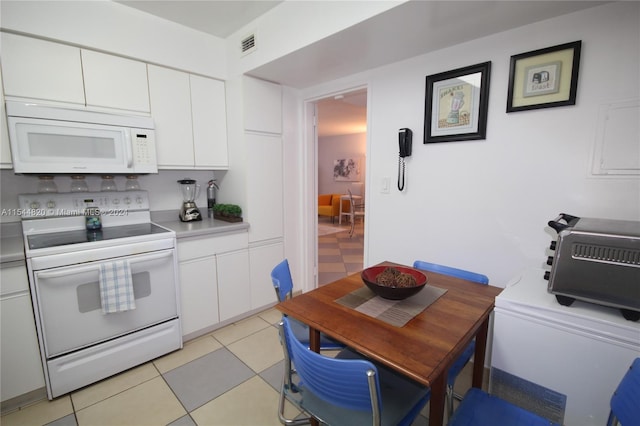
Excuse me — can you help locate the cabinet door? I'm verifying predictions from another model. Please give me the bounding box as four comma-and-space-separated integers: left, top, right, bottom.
243, 77, 282, 134
179, 256, 219, 336
148, 65, 195, 168
1, 70, 12, 169
191, 75, 228, 169
1, 33, 85, 105
1, 265, 45, 402
82, 50, 150, 112
249, 242, 284, 310
217, 249, 251, 322
246, 134, 284, 242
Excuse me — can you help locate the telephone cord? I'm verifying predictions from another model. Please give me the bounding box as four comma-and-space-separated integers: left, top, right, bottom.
397, 157, 406, 191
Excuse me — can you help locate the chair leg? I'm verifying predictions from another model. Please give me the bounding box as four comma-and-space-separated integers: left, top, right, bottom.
278, 377, 311, 426
446, 384, 455, 419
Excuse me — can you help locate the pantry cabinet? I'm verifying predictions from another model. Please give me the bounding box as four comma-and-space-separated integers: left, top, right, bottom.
1, 33, 149, 113
1, 261, 45, 403
1, 33, 85, 105
249, 242, 283, 309
148, 65, 228, 170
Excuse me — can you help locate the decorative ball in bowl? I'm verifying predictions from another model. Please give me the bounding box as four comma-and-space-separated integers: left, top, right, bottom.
361, 266, 427, 300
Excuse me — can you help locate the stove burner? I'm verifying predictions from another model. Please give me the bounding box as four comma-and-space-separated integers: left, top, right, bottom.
27, 223, 170, 250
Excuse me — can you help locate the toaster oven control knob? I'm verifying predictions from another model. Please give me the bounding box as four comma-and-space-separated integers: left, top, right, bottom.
547, 256, 554, 266
544, 271, 550, 280
549, 241, 556, 250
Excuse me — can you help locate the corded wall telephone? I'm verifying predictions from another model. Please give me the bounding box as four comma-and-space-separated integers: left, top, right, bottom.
398, 128, 412, 190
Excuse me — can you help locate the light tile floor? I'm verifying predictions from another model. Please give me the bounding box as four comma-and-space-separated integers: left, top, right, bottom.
2, 218, 481, 425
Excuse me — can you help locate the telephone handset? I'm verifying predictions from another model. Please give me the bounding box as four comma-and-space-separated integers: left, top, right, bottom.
399, 128, 412, 158
398, 128, 412, 191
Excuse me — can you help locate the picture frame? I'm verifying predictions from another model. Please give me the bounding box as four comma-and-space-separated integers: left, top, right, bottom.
333, 158, 360, 181
506, 41, 581, 113
424, 61, 491, 144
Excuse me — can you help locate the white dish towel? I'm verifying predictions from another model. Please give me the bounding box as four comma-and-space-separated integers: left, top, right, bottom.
99, 260, 136, 314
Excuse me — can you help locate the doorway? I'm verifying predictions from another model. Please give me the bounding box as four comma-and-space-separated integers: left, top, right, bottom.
314, 88, 367, 286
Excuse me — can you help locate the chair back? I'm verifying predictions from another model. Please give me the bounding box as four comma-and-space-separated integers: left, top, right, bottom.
280, 317, 381, 414
609, 357, 640, 425
271, 259, 294, 302
412, 260, 488, 285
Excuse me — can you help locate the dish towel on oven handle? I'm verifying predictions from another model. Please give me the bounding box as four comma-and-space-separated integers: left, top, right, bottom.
99, 260, 136, 314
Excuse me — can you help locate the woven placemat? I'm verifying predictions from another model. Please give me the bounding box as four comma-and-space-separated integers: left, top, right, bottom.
336, 285, 447, 327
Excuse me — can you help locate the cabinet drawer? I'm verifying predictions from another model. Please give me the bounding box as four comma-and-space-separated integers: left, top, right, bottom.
177, 232, 248, 261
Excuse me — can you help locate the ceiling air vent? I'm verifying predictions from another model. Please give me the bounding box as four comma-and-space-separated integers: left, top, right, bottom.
241, 33, 256, 56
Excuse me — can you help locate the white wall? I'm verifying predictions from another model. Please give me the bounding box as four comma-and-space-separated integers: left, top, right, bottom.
318, 133, 366, 195
298, 2, 640, 288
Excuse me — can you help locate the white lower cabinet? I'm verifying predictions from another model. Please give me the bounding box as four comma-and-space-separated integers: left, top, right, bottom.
177, 231, 249, 337
1, 262, 45, 404
217, 249, 251, 322
179, 256, 219, 336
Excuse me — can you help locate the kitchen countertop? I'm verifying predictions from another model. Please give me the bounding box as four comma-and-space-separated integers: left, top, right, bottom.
151, 210, 249, 239
0, 222, 25, 264
0, 211, 250, 263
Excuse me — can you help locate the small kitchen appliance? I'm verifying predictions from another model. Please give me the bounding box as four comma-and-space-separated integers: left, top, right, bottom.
544, 213, 640, 320
178, 179, 202, 222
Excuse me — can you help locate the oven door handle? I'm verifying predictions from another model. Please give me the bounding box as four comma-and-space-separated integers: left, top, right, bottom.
35, 250, 174, 279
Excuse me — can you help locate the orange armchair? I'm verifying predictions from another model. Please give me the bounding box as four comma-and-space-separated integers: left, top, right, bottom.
318, 194, 349, 223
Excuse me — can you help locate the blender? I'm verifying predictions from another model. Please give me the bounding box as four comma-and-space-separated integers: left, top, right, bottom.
178, 179, 202, 222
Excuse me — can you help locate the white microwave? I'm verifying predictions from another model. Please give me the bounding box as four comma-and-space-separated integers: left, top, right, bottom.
6, 101, 157, 174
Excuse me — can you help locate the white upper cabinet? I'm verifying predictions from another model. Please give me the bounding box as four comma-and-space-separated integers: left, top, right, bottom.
1, 33, 149, 113
1, 33, 85, 105
148, 65, 228, 170
1, 69, 12, 169
243, 77, 282, 134
148, 65, 195, 167
81, 50, 150, 113
190, 75, 228, 169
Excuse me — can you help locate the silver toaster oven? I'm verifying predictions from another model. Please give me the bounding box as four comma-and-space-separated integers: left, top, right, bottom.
544, 213, 640, 321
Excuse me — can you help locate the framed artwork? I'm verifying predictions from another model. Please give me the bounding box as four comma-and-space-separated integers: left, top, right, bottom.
506, 40, 581, 112
424, 61, 491, 143
333, 158, 360, 181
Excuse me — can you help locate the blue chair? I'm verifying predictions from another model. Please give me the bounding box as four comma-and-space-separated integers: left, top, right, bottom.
448, 388, 560, 426
279, 316, 431, 426
608, 357, 640, 425
449, 357, 640, 426
270, 259, 343, 350
412, 260, 489, 418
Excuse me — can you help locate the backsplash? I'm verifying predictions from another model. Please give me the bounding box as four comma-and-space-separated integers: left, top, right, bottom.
0, 169, 223, 223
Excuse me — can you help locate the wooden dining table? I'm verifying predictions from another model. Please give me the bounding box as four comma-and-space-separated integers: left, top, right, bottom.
276, 261, 503, 426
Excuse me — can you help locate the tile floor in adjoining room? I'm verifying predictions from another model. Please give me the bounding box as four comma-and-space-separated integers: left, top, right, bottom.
317, 216, 364, 286
2, 217, 480, 425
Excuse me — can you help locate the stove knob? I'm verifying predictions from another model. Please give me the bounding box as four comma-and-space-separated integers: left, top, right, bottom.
123, 197, 131, 205
47, 200, 56, 209
30, 201, 41, 209
546, 256, 554, 266
549, 241, 556, 250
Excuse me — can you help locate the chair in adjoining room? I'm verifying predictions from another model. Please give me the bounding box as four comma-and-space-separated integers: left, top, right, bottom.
448, 357, 640, 426
279, 316, 431, 426
347, 188, 365, 237
412, 260, 489, 418
270, 259, 343, 350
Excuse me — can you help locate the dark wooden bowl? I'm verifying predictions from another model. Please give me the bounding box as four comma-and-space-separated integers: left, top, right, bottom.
361, 266, 427, 300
